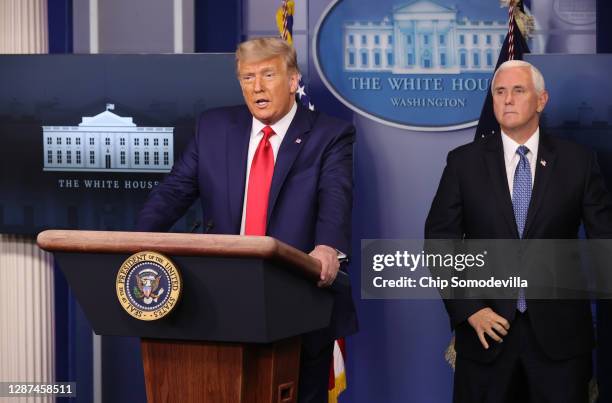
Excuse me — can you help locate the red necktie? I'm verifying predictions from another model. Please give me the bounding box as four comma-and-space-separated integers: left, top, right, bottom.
245, 126, 276, 235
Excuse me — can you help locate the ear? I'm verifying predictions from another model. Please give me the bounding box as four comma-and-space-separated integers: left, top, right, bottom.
289, 70, 299, 94
536, 90, 549, 113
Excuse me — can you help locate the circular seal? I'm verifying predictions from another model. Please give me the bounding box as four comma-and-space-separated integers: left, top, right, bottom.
116, 251, 182, 321
553, 0, 596, 25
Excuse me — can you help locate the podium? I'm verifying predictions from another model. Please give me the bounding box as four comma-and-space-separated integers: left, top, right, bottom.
37, 230, 334, 403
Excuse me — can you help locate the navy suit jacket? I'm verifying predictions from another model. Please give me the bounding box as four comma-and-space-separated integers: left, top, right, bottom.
136, 104, 358, 346
425, 132, 612, 362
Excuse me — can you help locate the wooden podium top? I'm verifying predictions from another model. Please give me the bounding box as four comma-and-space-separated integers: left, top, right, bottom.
37, 230, 321, 281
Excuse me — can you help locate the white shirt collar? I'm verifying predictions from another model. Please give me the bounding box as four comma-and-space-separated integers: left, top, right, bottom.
250, 102, 298, 141
501, 127, 540, 165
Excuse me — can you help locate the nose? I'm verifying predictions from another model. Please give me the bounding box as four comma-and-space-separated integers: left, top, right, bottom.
504, 91, 513, 105
253, 75, 263, 92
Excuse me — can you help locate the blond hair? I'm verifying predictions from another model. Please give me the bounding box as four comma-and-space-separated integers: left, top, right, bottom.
236, 37, 299, 74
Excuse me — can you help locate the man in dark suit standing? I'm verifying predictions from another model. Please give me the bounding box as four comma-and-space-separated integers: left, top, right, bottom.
425, 60, 612, 402
136, 37, 357, 402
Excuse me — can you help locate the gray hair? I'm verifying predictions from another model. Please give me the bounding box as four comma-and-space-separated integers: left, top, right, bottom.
491, 60, 546, 94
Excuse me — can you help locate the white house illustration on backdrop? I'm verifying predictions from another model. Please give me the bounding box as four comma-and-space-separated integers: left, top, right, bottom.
344, 0, 506, 74
42, 104, 174, 173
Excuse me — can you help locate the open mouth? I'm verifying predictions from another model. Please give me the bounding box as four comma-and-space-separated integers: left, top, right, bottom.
255, 98, 270, 108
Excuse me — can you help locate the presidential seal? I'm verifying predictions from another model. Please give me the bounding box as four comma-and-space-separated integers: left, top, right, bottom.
116, 251, 182, 321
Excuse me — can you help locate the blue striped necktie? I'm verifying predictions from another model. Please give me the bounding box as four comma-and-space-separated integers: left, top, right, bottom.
512, 145, 531, 313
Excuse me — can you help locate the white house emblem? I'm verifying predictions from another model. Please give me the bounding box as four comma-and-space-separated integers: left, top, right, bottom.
42, 104, 175, 173
314, 0, 509, 131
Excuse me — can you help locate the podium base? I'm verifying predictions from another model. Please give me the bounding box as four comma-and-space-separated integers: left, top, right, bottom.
141, 337, 301, 403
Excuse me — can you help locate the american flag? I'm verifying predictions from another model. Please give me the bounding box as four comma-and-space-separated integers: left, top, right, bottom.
276, 0, 315, 111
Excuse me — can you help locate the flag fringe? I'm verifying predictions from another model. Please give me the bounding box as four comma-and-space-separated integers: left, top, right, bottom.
499, 0, 535, 38
444, 336, 456, 370
276, 0, 295, 44
328, 372, 347, 403
514, 11, 535, 39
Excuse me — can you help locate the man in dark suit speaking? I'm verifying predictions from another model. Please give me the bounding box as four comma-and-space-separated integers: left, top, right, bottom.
426, 60, 612, 402
136, 37, 357, 402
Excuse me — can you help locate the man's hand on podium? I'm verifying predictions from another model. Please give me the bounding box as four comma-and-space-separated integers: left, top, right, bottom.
310, 244, 340, 288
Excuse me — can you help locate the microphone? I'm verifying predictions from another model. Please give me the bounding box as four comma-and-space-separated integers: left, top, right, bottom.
204, 219, 215, 234
189, 221, 201, 233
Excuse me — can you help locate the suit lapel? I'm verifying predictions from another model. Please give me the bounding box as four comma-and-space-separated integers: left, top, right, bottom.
226, 109, 252, 233
484, 134, 520, 238
267, 106, 311, 222
523, 134, 556, 238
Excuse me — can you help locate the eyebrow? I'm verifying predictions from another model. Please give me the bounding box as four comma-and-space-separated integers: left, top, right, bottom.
241, 67, 277, 75
494, 84, 527, 91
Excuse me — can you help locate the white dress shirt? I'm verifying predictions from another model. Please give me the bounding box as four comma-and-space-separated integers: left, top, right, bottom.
239, 102, 298, 234
501, 128, 539, 198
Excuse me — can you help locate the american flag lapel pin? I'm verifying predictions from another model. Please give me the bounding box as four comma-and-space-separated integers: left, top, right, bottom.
540, 159, 547, 167
295, 138, 302, 144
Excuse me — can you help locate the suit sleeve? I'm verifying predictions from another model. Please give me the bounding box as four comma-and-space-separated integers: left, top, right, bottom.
135, 121, 201, 232
314, 122, 355, 257
425, 151, 464, 239
425, 150, 487, 329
